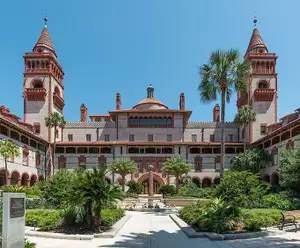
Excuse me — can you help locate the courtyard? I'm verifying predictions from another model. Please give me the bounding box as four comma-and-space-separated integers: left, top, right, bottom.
26, 211, 300, 248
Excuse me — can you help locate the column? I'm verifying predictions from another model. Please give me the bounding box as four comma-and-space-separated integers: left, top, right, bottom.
149, 165, 154, 196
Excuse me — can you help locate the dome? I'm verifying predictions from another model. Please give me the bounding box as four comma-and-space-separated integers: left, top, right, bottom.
133, 98, 168, 110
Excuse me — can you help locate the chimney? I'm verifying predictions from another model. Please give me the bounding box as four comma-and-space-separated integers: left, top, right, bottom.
116, 93, 121, 110
80, 103, 88, 122
213, 104, 220, 122
179, 93, 185, 110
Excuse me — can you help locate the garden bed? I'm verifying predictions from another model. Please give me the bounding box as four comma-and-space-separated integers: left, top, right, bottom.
26, 208, 125, 234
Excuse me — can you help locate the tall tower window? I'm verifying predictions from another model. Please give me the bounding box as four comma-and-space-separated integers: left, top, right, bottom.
104, 134, 110, 141
167, 134, 172, 142
148, 134, 153, 142
192, 134, 197, 142
129, 134, 134, 142
258, 80, 269, 89
86, 134, 91, 142
68, 134, 73, 141
210, 135, 215, 142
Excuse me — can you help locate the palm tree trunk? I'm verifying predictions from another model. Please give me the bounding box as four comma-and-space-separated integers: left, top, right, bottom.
175, 176, 179, 193
84, 200, 93, 230
243, 123, 246, 153
53, 126, 57, 176
220, 90, 226, 178
4, 158, 8, 185
94, 206, 102, 233
122, 175, 125, 192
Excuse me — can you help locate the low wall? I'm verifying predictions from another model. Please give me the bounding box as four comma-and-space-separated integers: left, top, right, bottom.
164, 198, 207, 206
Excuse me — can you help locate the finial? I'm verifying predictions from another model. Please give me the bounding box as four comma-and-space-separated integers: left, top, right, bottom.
253, 11, 257, 28
44, 9, 48, 27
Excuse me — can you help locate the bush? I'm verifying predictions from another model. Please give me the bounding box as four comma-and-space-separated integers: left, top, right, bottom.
25, 239, 36, 248
261, 194, 295, 211
61, 205, 84, 227
178, 181, 200, 196
101, 208, 125, 227
158, 184, 176, 197
26, 198, 55, 209
179, 205, 203, 225
127, 181, 143, 195
26, 209, 61, 231
243, 209, 281, 231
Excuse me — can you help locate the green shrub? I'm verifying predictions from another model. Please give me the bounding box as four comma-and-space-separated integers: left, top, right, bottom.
125, 192, 139, 198
25, 239, 36, 248
179, 205, 203, 225
261, 194, 295, 211
127, 181, 143, 195
242, 209, 281, 231
61, 205, 84, 227
26, 198, 55, 209
101, 208, 124, 227
26, 209, 61, 231
158, 184, 176, 197
178, 181, 200, 196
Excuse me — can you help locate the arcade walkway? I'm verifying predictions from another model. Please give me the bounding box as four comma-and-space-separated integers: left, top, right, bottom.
27, 212, 300, 248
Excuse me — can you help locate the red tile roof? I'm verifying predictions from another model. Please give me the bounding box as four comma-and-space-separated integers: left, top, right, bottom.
33, 26, 56, 56
133, 98, 168, 109
246, 28, 268, 54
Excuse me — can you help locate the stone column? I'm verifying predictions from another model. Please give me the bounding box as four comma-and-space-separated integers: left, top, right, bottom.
149, 165, 154, 196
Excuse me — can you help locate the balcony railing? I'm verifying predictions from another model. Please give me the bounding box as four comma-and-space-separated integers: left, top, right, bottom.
254, 88, 275, 102
237, 93, 248, 108
25, 88, 47, 101
53, 92, 65, 110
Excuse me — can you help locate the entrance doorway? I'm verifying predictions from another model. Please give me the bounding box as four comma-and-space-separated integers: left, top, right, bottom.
141, 180, 161, 194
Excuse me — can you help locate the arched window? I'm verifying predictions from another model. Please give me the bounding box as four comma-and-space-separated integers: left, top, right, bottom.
33, 80, 43, 89
167, 117, 173, 126
163, 118, 167, 125
54, 86, 60, 96
129, 117, 134, 126
158, 118, 163, 125
258, 80, 268, 89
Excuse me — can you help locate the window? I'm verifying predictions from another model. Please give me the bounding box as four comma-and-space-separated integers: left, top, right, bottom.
55, 130, 59, 139
228, 134, 233, 142
192, 134, 197, 142
210, 134, 215, 142
86, 134, 91, 142
104, 134, 110, 141
258, 80, 268, 89
68, 134, 73, 141
33, 122, 40, 134
129, 134, 134, 142
242, 128, 245, 139
167, 134, 172, 142
260, 124, 267, 135
178, 146, 181, 154
148, 134, 153, 142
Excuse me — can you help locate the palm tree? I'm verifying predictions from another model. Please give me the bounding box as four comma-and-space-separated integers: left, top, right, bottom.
161, 157, 191, 193
234, 105, 256, 152
45, 112, 66, 175
198, 49, 251, 177
109, 158, 137, 191
73, 167, 124, 232
0, 140, 20, 185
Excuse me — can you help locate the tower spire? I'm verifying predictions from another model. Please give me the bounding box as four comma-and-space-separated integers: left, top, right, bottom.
33, 16, 56, 57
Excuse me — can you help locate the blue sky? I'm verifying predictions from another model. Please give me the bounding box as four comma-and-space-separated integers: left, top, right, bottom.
0, 0, 299, 122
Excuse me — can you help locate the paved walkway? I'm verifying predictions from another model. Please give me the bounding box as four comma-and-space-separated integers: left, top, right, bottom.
27, 212, 300, 248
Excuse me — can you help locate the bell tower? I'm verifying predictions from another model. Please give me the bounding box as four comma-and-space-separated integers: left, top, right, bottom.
23, 17, 65, 142
239, 17, 278, 143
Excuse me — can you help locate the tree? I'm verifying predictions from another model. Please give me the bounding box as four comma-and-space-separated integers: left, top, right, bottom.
234, 105, 256, 152
161, 157, 191, 193
45, 112, 66, 175
198, 49, 250, 177
108, 158, 137, 191
0, 139, 20, 185
231, 148, 272, 174
73, 167, 124, 232
278, 146, 300, 197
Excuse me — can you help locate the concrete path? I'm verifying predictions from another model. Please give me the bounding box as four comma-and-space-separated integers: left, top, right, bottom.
27, 211, 221, 248
27, 211, 300, 248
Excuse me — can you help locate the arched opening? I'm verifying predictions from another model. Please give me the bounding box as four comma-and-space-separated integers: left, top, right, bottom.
292, 126, 300, 137
39, 175, 45, 181
0, 170, 8, 186
192, 177, 201, 188
33, 80, 43, 89
54, 86, 60, 96
258, 80, 269, 89
137, 173, 164, 194
202, 177, 212, 187
21, 173, 29, 186
77, 147, 88, 153
10, 131, 20, 141
213, 177, 220, 185
271, 173, 279, 185
30, 175, 38, 186
10, 171, 20, 185
262, 174, 270, 183
0, 125, 8, 136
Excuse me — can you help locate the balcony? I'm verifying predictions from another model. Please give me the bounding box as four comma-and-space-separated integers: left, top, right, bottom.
53, 92, 65, 110
236, 93, 248, 108
25, 88, 47, 101
254, 88, 275, 102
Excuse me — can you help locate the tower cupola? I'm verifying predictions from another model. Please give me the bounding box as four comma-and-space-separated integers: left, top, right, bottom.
147, 84, 154, 98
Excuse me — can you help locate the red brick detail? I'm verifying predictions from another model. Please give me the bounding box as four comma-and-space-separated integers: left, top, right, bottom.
254, 88, 275, 101
137, 173, 165, 185
213, 104, 220, 122
53, 92, 64, 110
80, 104, 88, 122
33, 122, 40, 134
25, 88, 47, 101
78, 155, 86, 163
116, 93, 121, 110
179, 93, 185, 110
237, 93, 248, 108
98, 155, 106, 164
